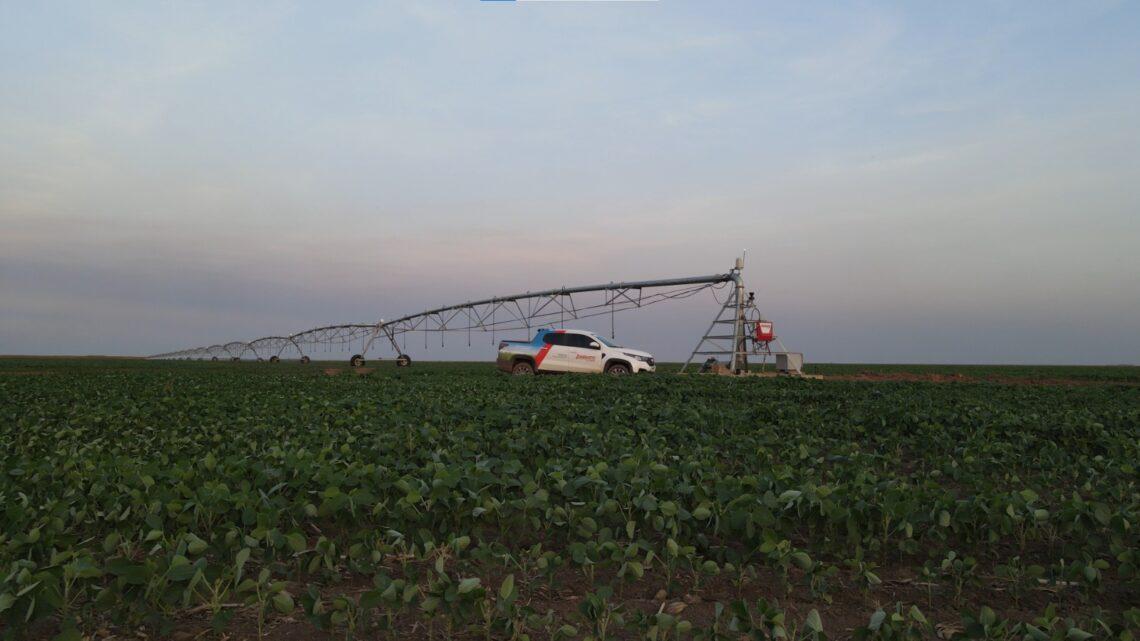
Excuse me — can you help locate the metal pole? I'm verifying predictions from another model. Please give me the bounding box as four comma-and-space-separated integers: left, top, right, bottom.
730, 257, 746, 372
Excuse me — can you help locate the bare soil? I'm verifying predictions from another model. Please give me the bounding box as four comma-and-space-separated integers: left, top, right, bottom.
59, 554, 1131, 641
321, 367, 374, 376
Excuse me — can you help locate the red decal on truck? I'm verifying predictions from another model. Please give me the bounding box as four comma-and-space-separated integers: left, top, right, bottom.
534, 343, 553, 367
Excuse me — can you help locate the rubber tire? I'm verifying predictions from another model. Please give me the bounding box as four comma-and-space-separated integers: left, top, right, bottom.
606, 362, 631, 375
395, 354, 412, 367
230, 357, 240, 362
300, 355, 311, 364
350, 354, 365, 367
211, 356, 219, 362
269, 355, 279, 363
511, 360, 535, 375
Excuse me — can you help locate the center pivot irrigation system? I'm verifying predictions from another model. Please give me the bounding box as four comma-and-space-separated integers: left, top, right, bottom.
150, 256, 803, 374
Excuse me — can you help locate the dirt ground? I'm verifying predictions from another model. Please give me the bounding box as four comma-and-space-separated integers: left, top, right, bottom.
53, 552, 1130, 641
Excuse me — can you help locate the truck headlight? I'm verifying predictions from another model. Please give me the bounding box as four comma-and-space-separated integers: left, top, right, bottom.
624, 352, 652, 363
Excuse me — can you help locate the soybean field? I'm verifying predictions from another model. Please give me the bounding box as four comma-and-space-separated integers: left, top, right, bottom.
0, 359, 1137, 640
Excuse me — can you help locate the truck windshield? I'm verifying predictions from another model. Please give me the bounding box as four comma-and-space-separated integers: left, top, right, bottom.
594, 335, 621, 348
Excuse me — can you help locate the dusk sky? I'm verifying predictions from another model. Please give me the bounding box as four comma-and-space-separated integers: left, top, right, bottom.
2, 1, 1138, 363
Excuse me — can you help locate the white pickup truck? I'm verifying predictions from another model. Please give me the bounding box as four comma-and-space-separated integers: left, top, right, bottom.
496, 328, 656, 375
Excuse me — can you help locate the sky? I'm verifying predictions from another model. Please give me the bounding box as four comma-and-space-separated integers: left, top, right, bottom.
1, 1, 1138, 364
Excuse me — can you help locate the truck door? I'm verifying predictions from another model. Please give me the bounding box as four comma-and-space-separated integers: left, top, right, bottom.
537, 332, 573, 372
565, 333, 604, 373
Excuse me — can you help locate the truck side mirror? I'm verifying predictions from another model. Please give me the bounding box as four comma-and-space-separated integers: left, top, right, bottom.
588, 341, 601, 350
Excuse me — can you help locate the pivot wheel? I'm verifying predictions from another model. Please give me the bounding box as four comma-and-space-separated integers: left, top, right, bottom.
211, 356, 219, 362
606, 363, 631, 375
230, 357, 240, 362
269, 355, 280, 363
511, 360, 535, 375
395, 354, 412, 367
299, 355, 311, 364
349, 354, 365, 367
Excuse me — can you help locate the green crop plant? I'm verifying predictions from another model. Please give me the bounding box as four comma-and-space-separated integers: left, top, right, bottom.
578, 586, 624, 641
660, 537, 696, 591
235, 563, 294, 641
722, 597, 788, 640
758, 533, 814, 596
844, 547, 882, 597
993, 556, 1044, 607
939, 551, 979, 606
852, 604, 930, 641
1067, 555, 1112, 601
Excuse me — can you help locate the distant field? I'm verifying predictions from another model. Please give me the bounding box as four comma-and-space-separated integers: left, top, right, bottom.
805, 362, 1140, 383
1, 358, 1137, 639
3, 356, 1138, 383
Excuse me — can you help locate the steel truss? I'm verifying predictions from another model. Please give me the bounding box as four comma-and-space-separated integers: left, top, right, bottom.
149, 267, 746, 365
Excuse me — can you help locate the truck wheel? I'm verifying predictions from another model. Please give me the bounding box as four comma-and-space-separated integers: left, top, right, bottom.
395, 354, 412, 367
350, 354, 365, 367
511, 360, 535, 375
300, 355, 311, 364
605, 362, 631, 375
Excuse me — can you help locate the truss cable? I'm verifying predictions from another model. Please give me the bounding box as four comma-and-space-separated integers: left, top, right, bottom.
710, 281, 728, 306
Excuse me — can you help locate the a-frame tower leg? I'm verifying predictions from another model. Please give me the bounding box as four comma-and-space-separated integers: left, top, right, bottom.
681, 260, 749, 373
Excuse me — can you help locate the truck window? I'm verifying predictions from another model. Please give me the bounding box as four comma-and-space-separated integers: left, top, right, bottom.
567, 334, 597, 349
543, 333, 566, 346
